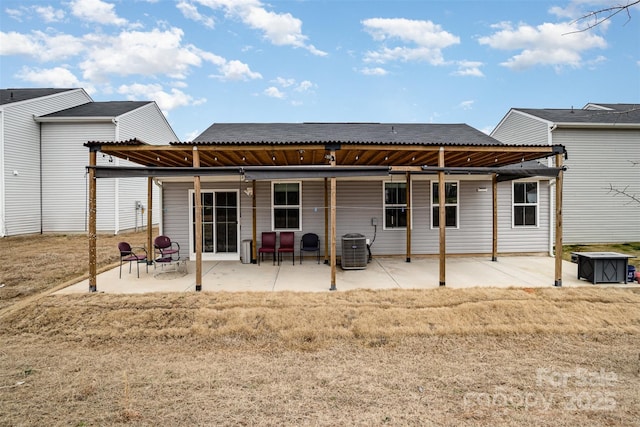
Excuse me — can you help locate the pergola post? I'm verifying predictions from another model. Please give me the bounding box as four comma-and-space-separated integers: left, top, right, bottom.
330, 151, 337, 291
88, 150, 97, 292
324, 177, 329, 265
492, 173, 498, 262
405, 171, 411, 263
438, 147, 446, 287
193, 147, 202, 291
251, 180, 257, 263
554, 153, 564, 287
146, 176, 153, 264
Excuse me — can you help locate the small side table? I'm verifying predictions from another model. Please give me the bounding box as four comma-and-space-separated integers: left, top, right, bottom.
572, 252, 635, 284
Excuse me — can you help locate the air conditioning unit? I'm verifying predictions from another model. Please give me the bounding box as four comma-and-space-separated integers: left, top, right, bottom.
341, 233, 368, 270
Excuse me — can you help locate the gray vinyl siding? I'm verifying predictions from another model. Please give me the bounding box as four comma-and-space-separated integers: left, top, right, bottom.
492, 111, 549, 146
1, 90, 90, 235
497, 180, 550, 252
161, 177, 551, 259
116, 103, 177, 229
41, 122, 116, 232
553, 128, 640, 243
116, 103, 178, 145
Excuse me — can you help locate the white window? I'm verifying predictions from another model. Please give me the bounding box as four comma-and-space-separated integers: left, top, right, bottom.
431, 181, 459, 228
272, 181, 301, 231
513, 181, 538, 227
384, 182, 407, 229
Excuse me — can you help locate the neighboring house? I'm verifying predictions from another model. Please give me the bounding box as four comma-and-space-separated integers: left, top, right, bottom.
87, 123, 564, 266
0, 88, 178, 236
491, 103, 640, 244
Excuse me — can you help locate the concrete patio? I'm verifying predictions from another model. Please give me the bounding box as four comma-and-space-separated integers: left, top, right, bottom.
56, 255, 637, 295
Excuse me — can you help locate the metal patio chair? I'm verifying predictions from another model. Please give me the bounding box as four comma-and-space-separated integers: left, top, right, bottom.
153, 235, 180, 269
278, 232, 295, 265
118, 242, 148, 278
300, 233, 320, 264
258, 232, 276, 265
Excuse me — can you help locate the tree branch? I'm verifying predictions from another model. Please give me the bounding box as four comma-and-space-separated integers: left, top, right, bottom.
565, 0, 640, 34
607, 184, 640, 206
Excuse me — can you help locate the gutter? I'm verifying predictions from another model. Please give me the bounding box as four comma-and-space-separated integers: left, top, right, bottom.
34, 116, 115, 123
553, 122, 640, 130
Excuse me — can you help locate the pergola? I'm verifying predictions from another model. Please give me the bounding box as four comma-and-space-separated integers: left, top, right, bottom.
86, 134, 565, 292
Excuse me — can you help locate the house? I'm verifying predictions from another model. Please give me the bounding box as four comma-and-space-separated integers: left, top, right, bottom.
86, 122, 566, 291
0, 88, 178, 236
491, 103, 640, 244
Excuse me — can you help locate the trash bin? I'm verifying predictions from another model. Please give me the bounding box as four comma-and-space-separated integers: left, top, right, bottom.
628, 265, 637, 283
241, 240, 252, 264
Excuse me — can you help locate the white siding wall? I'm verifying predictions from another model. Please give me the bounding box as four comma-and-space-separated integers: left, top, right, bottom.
41, 122, 116, 232
554, 129, 640, 243
116, 103, 178, 231
161, 177, 552, 259
492, 111, 549, 146
1, 90, 90, 235
497, 180, 550, 252
117, 103, 177, 144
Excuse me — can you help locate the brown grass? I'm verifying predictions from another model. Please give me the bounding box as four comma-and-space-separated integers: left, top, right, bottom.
0, 228, 154, 311
1, 232, 640, 425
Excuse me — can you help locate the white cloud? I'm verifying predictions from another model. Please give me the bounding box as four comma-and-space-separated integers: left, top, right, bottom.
2, 24, 261, 87
5, 8, 23, 22
80, 28, 203, 82
548, 0, 615, 30
0, 31, 85, 62
295, 80, 314, 92
183, 129, 201, 142
34, 5, 65, 23
216, 60, 262, 81
69, 0, 128, 26
360, 67, 388, 76
17, 66, 83, 87
458, 100, 474, 110
452, 60, 484, 77
177, 0, 215, 28
264, 86, 285, 98
362, 18, 459, 65
117, 83, 206, 113
193, 0, 327, 56
478, 21, 607, 70
274, 77, 296, 87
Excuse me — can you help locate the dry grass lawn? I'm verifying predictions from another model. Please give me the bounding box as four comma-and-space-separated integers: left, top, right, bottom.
1, 232, 640, 426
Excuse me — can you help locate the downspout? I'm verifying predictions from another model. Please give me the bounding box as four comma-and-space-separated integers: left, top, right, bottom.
38, 117, 43, 234
113, 118, 119, 234
153, 178, 164, 236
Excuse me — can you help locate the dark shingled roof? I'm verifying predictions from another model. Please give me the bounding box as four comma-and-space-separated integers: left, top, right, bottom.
191, 123, 503, 146
0, 88, 76, 105
39, 101, 151, 118
587, 103, 640, 112
515, 105, 640, 124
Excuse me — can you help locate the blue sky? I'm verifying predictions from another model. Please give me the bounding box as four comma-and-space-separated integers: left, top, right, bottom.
1, 0, 639, 140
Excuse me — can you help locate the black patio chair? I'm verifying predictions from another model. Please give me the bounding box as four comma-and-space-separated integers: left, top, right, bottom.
300, 233, 320, 264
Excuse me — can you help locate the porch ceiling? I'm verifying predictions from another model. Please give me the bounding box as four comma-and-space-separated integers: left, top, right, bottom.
86, 139, 564, 169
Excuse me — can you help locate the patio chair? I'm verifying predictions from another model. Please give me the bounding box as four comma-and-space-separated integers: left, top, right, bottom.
118, 242, 148, 278
300, 233, 320, 264
278, 232, 295, 265
258, 232, 276, 265
153, 235, 180, 268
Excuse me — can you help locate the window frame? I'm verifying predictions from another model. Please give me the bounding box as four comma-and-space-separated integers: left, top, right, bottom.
430, 180, 460, 229
512, 180, 539, 228
382, 181, 413, 230
271, 181, 302, 231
